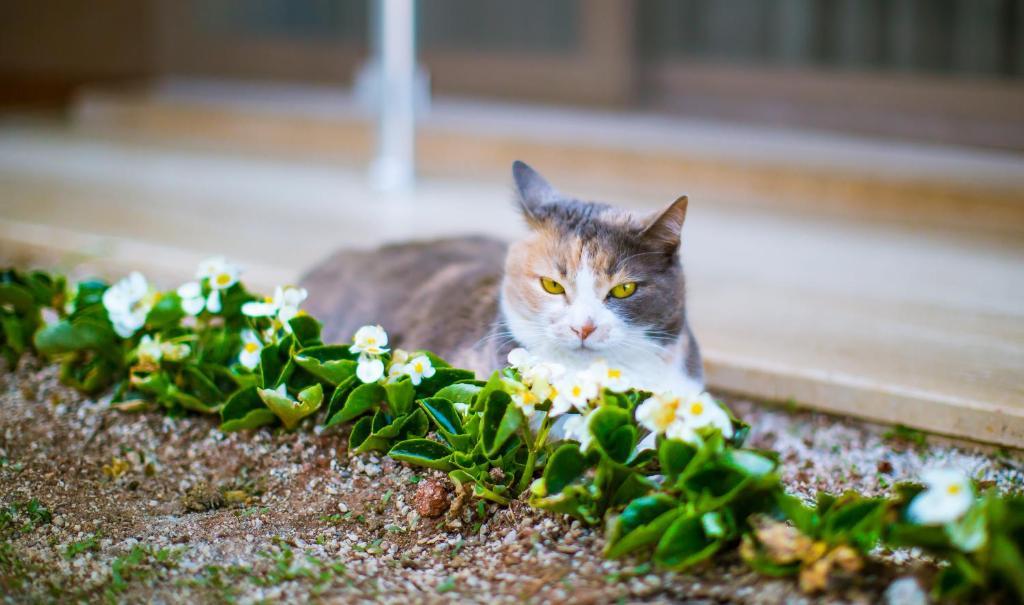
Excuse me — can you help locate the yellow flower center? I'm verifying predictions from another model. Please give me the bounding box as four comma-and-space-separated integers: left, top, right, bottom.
296, 309, 307, 317
657, 398, 681, 429
414, 362, 424, 373
216, 273, 232, 286
366, 337, 376, 345
550, 387, 558, 399
572, 385, 582, 398
264, 296, 273, 303
244, 342, 259, 353
947, 484, 962, 495
690, 402, 704, 416
608, 368, 622, 379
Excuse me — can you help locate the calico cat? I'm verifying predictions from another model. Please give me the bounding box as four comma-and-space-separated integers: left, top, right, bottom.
300, 161, 703, 394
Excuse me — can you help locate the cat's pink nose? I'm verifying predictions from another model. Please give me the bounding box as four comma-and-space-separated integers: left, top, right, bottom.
571, 321, 597, 341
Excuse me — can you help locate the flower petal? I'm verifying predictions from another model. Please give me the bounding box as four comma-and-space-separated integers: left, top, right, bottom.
177, 281, 201, 299
206, 290, 222, 314
356, 357, 385, 383
181, 295, 205, 316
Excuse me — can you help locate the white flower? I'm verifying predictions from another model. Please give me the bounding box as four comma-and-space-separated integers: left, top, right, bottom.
906, 469, 974, 526
636, 392, 683, 435
665, 419, 698, 443
241, 296, 277, 318
102, 272, 154, 338
274, 286, 307, 326
388, 349, 411, 377
635, 392, 701, 443
205, 290, 223, 314
160, 341, 191, 361
275, 285, 307, 309
197, 256, 240, 290
239, 330, 263, 370
177, 281, 205, 316
523, 361, 563, 404
356, 355, 385, 383
551, 371, 599, 416
404, 354, 436, 386
194, 257, 240, 315
136, 335, 162, 365
585, 360, 631, 393
678, 392, 733, 438
240, 285, 308, 333
563, 410, 596, 451
510, 382, 541, 418
135, 335, 190, 365
507, 347, 534, 370
351, 325, 389, 356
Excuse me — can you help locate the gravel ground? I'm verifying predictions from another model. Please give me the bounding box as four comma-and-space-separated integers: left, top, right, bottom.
2, 355, 1021, 604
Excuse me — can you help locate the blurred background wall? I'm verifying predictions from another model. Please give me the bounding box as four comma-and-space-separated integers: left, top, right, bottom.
3, 0, 1023, 149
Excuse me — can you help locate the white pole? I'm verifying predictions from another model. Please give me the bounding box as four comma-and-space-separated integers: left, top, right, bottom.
370, 0, 416, 192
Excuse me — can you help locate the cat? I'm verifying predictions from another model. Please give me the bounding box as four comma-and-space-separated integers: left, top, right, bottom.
300, 161, 703, 394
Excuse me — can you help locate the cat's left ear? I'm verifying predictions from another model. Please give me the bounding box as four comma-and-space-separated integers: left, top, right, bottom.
512, 160, 559, 224
640, 195, 689, 253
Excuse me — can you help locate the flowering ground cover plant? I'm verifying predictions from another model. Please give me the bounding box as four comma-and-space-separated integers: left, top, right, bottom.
3, 262, 1022, 603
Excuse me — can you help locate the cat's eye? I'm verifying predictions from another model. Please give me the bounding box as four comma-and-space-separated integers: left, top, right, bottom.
539, 277, 565, 295
609, 282, 637, 299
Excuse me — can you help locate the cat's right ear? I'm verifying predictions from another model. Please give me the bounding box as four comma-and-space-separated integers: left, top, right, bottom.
512, 160, 558, 225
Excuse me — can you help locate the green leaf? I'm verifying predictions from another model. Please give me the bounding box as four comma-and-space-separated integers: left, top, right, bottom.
528, 481, 599, 525
472, 371, 505, 412
723, 450, 776, 477
605, 494, 682, 559
325, 382, 385, 426
220, 386, 277, 432
488, 403, 524, 458
480, 390, 513, 454
420, 397, 464, 436
822, 495, 887, 547
258, 383, 323, 430
384, 377, 416, 416
34, 318, 115, 355
608, 471, 655, 508
349, 416, 374, 450
321, 376, 358, 425
0, 283, 35, 313
588, 406, 634, 463
538, 443, 588, 495
414, 367, 475, 397
258, 343, 286, 388
388, 439, 454, 471
654, 513, 722, 571
171, 388, 218, 414
659, 438, 697, 481
288, 315, 322, 348
293, 345, 357, 385
448, 469, 511, 505
2, 315, 27, 355
990, 534, 1024, 602
433, 382, 482, 405
145, 293, 184, 329
945, 503, 988, 552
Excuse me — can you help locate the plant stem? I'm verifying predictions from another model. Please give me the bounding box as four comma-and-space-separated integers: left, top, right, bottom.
515, 412, 551, 495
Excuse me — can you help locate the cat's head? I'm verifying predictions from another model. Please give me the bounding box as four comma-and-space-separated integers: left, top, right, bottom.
500, 161, 691, 369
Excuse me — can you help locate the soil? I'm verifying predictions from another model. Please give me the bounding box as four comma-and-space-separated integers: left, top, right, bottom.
2, 355, 1021, 604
